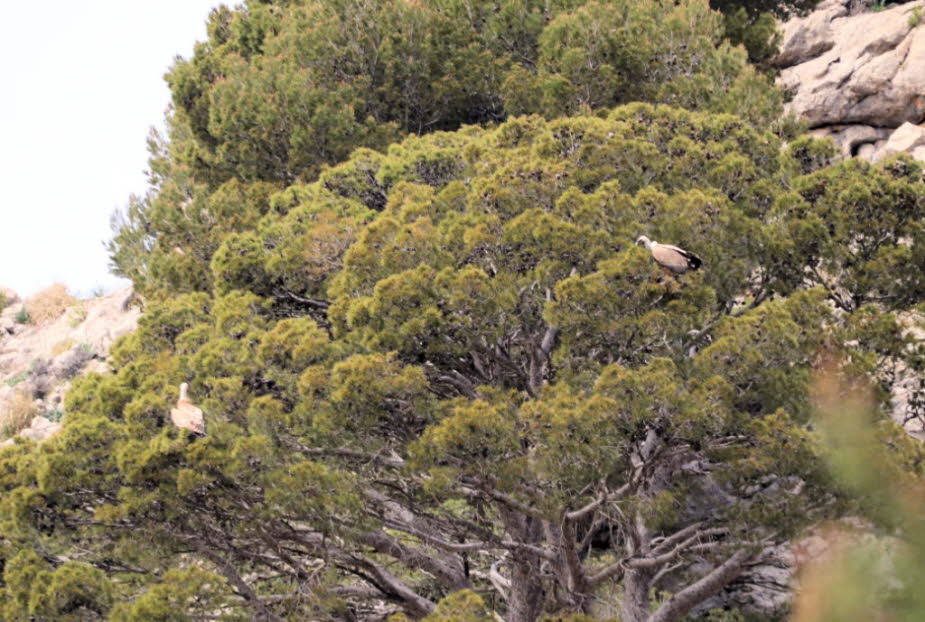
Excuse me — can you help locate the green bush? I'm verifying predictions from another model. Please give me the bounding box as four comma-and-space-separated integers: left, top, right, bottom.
7, 105, 925, 620
110, 0, 785, 298
910, 6, 923, 27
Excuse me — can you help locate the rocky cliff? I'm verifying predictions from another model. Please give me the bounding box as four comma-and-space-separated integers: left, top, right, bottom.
774, 0, 925, 161
0, 286, 139, 447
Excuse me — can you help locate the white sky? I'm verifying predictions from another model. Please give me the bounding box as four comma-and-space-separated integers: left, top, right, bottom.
0, 1, 220, 298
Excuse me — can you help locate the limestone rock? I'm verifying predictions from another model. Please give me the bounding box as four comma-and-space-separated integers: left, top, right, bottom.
811, 124, 893, 156
775, 0, 925, 128
772, 0, 849, 68
18, 415, 62, 442
0, 287, 139, 446
872, 121, 925, 161
856, 142, 878, 160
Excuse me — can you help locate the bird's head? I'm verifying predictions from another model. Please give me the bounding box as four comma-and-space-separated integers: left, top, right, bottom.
635, 235, 653, 249
179, 382, 189, 400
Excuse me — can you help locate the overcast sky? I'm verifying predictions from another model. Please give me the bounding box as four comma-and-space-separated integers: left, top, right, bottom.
0, 1, 220, 298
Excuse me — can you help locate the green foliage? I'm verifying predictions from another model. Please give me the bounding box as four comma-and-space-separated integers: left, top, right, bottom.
709, 0, 819, 65
910, 6, 923, 28
509, 0, 781, 123
7, 1, 925, 620
390, 590, 497, 622
110, 0, 785, 298
1, 552, 113, 621
13, 308, 29, 324
5, 371, 28, 388
720, 7, 781, 65
107, 568, 238, 622
8, 100, 925, 621
710, 0, 820, 18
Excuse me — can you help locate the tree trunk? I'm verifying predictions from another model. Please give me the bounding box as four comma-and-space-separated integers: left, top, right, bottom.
507, 550, 545, 622
504, 514, 545, 622
621, 567, 654, 622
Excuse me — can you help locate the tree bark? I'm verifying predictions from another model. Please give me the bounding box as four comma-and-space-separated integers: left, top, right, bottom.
647, 549, 752, 622
502, 510, 545, 622
621, 566, 655, 622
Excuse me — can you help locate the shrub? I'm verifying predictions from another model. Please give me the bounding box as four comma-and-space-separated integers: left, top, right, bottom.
28, 358, 52, 398
56, 346, 95, 380
14, 308, 30, 324
0, 390, 36, 438
910, 6, 923, 27
24, 283, 76, 325
51, 339, 77, 357
5, 371, 28, 387
67, 303, 88, 327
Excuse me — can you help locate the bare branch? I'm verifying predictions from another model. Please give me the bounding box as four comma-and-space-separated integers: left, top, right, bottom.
194, 543, 285, 622
648, 549, 753, 622
564, 482, 631, 523
289, 442, 404, 469
586, 558, 627, 587
272, 288, 331, 309
354, 555, 437, 618
357, 530, 467, 590
488, 559, 511, 602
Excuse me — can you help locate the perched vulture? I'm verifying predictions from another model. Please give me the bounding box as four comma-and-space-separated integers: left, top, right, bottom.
636, 235, 702, 275
170, 383, 206, 436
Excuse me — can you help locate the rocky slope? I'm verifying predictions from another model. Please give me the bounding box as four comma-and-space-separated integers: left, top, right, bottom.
774, 0, 925, 161
0, 286, 139, 447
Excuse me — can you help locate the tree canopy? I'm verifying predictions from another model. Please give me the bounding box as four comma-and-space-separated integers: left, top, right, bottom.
4, 1, 925, 621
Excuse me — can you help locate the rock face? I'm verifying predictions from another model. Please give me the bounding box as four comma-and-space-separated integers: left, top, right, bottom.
775, 0, 925, 162
0, 287, 139, 447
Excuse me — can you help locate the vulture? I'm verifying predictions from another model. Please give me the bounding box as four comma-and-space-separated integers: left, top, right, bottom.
170, 383, 206, 436
636, 235, 702, 275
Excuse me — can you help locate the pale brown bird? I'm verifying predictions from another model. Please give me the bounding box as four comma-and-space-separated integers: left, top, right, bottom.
636, 235, 702, 275
170, 383, 206, 437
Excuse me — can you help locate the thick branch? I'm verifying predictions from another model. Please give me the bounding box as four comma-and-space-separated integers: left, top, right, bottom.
460, 478, 544, 520
273, 288, 330, 309
355, 556, 437, 618
564, 482, 631, 523
357, 530, 468, 590
194, 544, 284, 622
647, 549, 752, 622
289, 442, 404, 469
587, 558, 626, 588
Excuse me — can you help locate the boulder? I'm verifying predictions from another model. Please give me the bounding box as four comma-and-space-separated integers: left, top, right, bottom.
0, 287, 139, 446
775, 0, 925, 128
856, 142, 879, 160
872, 121, 925, 160
811, 124, 893, 156
772, 0, 849, 68
18, 415, 62, 442
51, 345, 95, 381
